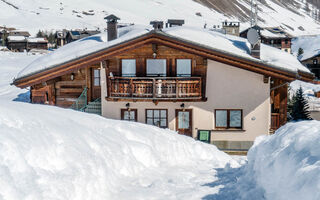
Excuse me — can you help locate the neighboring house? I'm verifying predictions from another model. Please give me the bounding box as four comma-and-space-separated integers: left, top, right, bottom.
13, 16, 313, 152
300, 54, 320, 79
65, 30, 100, 44
222, 21, 240, 36
55, 30, 68, 47
8, 30, 31, 37
6, 36, 27, 52
240, 26, 293, 53
6, 36, 48, 52
27, 37, 48, 51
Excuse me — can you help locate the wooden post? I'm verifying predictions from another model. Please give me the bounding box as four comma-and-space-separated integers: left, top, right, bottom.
176, 78, 179, 98
153, 78, 156, 98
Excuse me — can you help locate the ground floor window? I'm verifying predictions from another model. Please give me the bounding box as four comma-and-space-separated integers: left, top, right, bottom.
121, 109, 137, 122
215, 109, 243, 129
146, 109, 168, 128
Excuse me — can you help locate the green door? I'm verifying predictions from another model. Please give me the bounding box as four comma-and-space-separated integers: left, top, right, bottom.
197, 130, 211, 143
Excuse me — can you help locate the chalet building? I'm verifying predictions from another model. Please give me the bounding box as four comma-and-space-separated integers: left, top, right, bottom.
13, 16, 313, 152
240, 26, 293, 53
6, 36, 48, 52
55, 30, 68, 47
6, 36, 27, 52
65, 30, 100, 44
222, 21, 240, 36
300, 53, 320, 79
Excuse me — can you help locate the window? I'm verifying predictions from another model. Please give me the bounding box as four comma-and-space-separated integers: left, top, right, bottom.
313, 59, 318, 65
93, 69, 100, 86
122, 59, 136, 77
146, 109, 167, 128
146, 59, 166, 77
121, 109, 137, 122
176, 59, 192, 77
215, 109, 242, 129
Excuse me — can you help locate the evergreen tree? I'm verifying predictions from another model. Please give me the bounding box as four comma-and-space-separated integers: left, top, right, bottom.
36, 30, 44, 38
297, 47, 304, 57
290, 87, 312, 121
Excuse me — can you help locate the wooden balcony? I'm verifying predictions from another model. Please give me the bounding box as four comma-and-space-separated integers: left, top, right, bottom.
108, 77, 203, 101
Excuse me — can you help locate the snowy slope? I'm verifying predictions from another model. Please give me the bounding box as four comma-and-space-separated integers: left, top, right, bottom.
0, 0, 320, 36
243, 121, 320, 200
292, 35, 320, 61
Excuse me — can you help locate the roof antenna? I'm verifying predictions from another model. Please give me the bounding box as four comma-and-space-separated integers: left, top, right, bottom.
250, 0, 258, 27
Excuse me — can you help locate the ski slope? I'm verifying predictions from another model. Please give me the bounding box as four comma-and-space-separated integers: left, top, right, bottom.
0, 0, 319, 36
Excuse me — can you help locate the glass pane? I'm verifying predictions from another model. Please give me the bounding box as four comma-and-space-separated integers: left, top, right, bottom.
160, 119, 167, 127
154, 110, 160, 118
177, 59, 191, 77
94, 78, 100, 86
146, 59, 166, 76
154, 118, 160, 127
199, 130, 210, 141
160, 110, 167, 118
147, 110, 153, 118
123, 111, 130, 120
94, 69, 100, 78
230, 110, 241, 128
122, 59, 136, 77
147, 118, 153, 125
178, 111, 189, 129
216, 110, 227, 127
129, 111, 135, 121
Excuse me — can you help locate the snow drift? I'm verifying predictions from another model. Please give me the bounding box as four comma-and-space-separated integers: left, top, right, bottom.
0, 101, 235, 200
244, 121, 320, 200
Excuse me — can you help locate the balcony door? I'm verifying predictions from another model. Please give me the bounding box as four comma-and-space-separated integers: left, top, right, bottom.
146, 59, 166, 77
175, 109, 193, 137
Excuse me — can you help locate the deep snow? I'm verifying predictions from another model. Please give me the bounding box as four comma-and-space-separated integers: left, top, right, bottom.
244, 121, 320, 200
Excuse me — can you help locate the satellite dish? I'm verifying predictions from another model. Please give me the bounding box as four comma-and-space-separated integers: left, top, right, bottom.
247, 28, 259, 45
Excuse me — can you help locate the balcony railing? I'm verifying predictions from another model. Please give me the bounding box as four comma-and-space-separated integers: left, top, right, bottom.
108, 77, 202, 100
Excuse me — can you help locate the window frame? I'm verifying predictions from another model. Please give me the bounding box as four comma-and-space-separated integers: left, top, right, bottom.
121, 59, 137, 77
214, 109, 243, 130
121, 109, 138, 122
176, 58, 192, 77
145, 109, 168, 128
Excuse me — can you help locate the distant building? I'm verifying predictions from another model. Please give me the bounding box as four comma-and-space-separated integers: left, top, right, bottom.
222, 21, 240, 36
55, 30, 68, 47
240, 26, 293, 53
65, 30, 100, 44
300, 54, 320, 79
8, 30, 31, 37
6, 36, 48, 52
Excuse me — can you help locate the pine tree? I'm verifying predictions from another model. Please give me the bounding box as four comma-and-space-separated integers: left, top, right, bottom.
297, 47, 304, 57
290, 87, 312, 121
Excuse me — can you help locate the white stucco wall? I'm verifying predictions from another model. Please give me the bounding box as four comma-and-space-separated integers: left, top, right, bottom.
101, 59, 271, 144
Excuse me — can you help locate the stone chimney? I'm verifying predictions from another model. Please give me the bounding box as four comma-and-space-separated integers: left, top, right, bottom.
104, 14, 120, 41
150, 21, 164, 30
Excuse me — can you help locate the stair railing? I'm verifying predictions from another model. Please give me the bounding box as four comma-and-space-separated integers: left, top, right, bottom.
70, 87, 88, 111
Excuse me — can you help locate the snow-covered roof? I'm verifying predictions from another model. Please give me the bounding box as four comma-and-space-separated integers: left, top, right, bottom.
292, 35, 320, 61
7, 36, 26, 42
27, 37, 47, 43
16, 25, 310, 79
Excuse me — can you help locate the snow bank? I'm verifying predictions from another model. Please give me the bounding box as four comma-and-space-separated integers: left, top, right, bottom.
244, 121, 320, 200
0, 101, 236, 199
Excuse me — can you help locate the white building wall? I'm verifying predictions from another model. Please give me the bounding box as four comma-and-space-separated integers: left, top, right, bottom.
101, 59, 271, 148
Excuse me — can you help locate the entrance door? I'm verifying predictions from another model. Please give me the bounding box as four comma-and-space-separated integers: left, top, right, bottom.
175, 109, 192, 137
91, 67, 101, 100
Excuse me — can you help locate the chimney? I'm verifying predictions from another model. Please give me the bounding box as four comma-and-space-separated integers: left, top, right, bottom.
150, 21, 164, 30
247, 27, 261, 59
104, 14, 120, 41
166, 19, 185, 28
